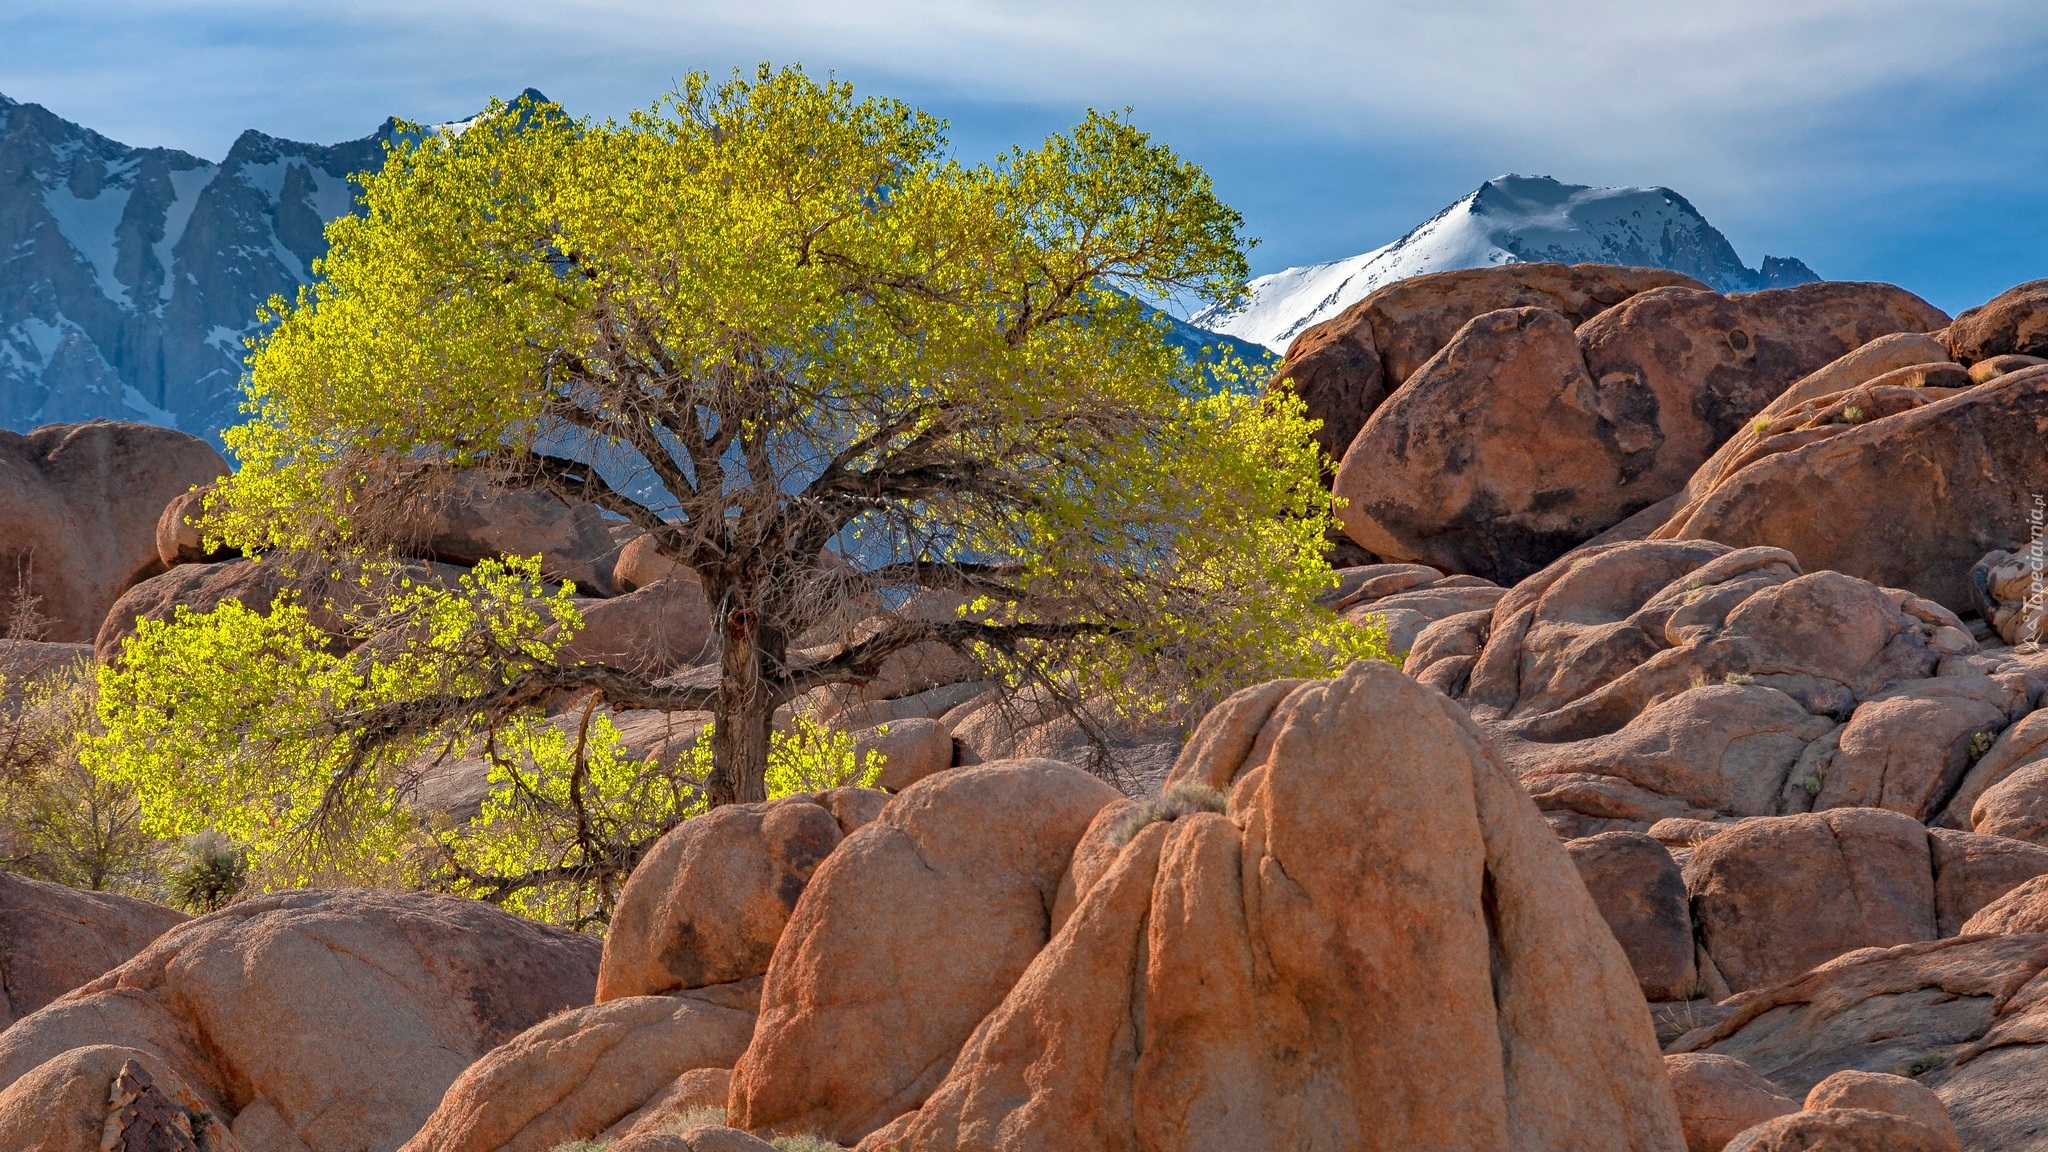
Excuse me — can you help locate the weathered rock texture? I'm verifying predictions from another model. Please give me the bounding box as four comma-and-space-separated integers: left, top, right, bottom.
398, 986, 759, 1152
598, 792, 883, 1003
0, 871, 185, 1030
1971, 548, 2048, 648
1321, 563, 1506, 654
1334, 282, 1947, 582
1568, 831, 1697, 1001
0, 421, 228, 642
861, 662, 1684, 1152
1652, 363, 2048, 612
395, 472, 622, 596
728, 760, 1121, 1146
1270, 262, 1706, 462
1663, 1053, 1798, 1152
1669, 934, 2048, 1151
559, 579, 715, 676
0, 1046, 223, 1152
1404, 539, 2037, 839
0, 889, 600, 1152
1945, 279, 2048, 365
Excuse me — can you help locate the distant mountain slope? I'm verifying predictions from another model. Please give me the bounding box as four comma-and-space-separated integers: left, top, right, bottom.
0, 91, 548, 439
1193, 175, 1820, 353
0, 92, 1274, 440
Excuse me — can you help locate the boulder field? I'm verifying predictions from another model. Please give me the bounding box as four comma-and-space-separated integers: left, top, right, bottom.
1, 265, 2046, 1150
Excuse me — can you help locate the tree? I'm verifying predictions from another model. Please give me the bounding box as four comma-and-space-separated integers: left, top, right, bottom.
95, 65, 1382, 916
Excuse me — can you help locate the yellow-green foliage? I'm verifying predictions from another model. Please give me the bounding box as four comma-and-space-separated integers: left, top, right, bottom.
84, 558, 665, 916
764, 715, 885, 797
84, 66, 1392, 923
85, 554, 903, 924
201, 64, 1385, 710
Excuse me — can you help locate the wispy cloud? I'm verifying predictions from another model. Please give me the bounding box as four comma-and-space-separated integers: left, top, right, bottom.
3, 1, 2044, 307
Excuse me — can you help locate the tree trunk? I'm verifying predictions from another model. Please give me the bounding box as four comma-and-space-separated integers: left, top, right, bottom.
707, 602, 782, 806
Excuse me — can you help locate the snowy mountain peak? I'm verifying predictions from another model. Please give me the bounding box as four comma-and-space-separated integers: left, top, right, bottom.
0, 91, 533, 438
1192, 174, 1818, 354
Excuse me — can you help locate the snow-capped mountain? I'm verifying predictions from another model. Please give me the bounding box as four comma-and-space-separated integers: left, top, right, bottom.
1193, 175, 1820, 353
0, 91, 544, 439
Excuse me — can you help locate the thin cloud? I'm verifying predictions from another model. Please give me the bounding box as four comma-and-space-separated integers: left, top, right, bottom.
2, 1, 2043, 306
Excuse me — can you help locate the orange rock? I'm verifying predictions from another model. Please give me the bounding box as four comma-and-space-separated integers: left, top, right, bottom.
399, 989, 757, 1152
1723, 1108, 1960, 1151
1928, 828, 2048, 936
0, 871, 184, 1029
1962, 872, 2048, 935
1804, 1070, 1958, 1144
865, 662, 1682, 1151
1336, 282, 1946, 582
1271, 262, 1702, 462
599, 796, 866, 1002
0, 889, 600, 1152
613, 532, 700, 594
1668, 933, 2048, 1148
1652, 365, 2048, 612
1684, 809, 1936, 994
559, 578, 715, 675
0, 422, 228, 642
1663, 1053, 1798, 1152
400, 472, 622, 596
1946, 279, 2048, 364
727, 760, 1120, 1146
1569, 831, 1698, 1001
154, 485, 233, 568
855, 716, 954, 792
93, 559, 289, 663
0, 1045, 226, 1152
1405, 538, 2017, 837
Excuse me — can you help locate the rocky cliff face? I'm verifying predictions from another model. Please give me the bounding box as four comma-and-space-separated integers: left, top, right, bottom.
0, 91, 542, 439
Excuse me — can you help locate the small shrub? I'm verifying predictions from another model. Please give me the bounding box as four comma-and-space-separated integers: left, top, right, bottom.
772, 1136, 847, 1152
1970, 730, 1996, 761
1722, 672, 1756, 686
166, 831, 249, 914
1750, 415, 1773, 434
1112, 782, 1230, 846
1803, 773, 1824, 796
550, 1142, 611, 1152
1901, 1050, 1946, 1077
668, 1104, 727, 1131
0, 664, 167, 895
1838, 404, 1866, 424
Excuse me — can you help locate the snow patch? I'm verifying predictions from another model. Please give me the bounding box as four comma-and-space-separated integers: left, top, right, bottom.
41, 183, 135, 306
154, 163, 218, 304
122, 384, 179, 427
1193, 174, 1802, 353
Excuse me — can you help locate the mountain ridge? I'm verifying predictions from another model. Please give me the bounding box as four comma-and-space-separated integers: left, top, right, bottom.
1193, 174, 1819, 353
0, 90, 554, 440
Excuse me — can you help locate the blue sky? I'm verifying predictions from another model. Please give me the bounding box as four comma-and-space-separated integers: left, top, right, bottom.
4, 0, 2045, 314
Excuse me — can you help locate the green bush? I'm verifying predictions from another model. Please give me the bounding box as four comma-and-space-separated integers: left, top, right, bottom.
166, 831, 249, 914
